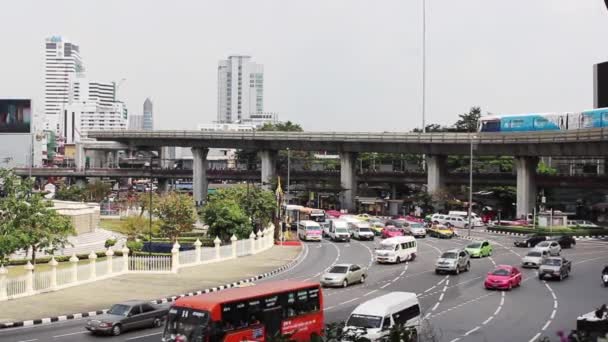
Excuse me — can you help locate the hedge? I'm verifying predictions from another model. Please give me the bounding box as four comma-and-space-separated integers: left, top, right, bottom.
487, 226, 608, 237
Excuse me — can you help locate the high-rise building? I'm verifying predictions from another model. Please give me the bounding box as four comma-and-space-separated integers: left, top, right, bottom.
217, 55, 264, 123
129, 114, 144, 130
143, 98, 153, 130
62, 74, 127, 144
44, 36, 84, 134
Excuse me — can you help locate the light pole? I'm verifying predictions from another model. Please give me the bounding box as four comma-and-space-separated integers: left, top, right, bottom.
467, 134, 476, 237
286, 148, 291, 199
421, 0, 427, 133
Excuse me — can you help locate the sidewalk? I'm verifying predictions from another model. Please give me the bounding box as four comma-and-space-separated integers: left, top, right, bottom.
0, 245, 301, 323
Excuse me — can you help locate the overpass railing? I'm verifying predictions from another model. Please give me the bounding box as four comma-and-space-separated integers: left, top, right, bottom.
88, 128, 608, 144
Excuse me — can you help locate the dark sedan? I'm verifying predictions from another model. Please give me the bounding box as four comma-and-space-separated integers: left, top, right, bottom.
550, 235, 576, 248
514, 234, 547, 248
86, 300, 169, 336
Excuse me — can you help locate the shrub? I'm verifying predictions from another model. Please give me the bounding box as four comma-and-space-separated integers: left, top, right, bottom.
126, 240, 144, 254
105, 238, 117, 248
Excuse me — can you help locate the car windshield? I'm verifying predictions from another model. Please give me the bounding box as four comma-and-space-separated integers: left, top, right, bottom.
359, 227, 372, 232
378, 242, 395, 251
468, 243, 482, 249
163, 307, 209, 342
409, 223, 424, 228
492, 269, 510, 276
527, 251, 542, 257
306, 226, 321, 231
329, 266, 348, 273
347, 314, 383, 329
542, 259, 562, 266
336, 228, 348, 233
388, 228, 400, 232
391, 221, 405, 228
537, 242, 549, 247
441, 252, 457, 259
107, 304, 131, 316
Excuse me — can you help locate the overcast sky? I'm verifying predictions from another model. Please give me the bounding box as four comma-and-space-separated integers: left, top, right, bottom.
1, 0, 608, 132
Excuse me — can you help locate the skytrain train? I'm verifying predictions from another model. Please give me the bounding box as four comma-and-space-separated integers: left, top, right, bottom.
478, 108, 608, 132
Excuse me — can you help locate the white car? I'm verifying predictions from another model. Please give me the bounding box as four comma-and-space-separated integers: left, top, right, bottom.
431, 214, 449, 225
534, 241, 561, 256
405, 222, 426, 238
521, 249, 549, 268
443, 215, 470, 229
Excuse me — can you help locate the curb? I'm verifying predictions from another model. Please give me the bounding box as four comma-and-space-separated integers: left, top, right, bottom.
461, 228, 608, 241
0, 245, 304, 330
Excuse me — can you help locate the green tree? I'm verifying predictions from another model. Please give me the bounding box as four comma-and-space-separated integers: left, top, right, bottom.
85, 180, 112, 202
412, 123, 446, 133
258, 121, 303, 132
122, 215, 157, 241
137, 191, 161, 217
55, 184, 86, 201
537, 160, 557, 175
210, 186, 277, 230
454, 106, 482, 132
202, 198, 250, 242
0, 170, 75, 264
154, 192, 197, 242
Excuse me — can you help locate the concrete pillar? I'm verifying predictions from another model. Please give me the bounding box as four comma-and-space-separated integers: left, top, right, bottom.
105, 248, 114, 275
231, 235, 237, 258
391, 184, 397, 200
426, 155, 447, 195
70, 253, 79, 283
0, 265, 7, 300
159, 146, 173, 169
259, 150, 277, 190
250, 232, 256, 253
158, 178, 170, 193
24, 261, 34, 295
389, 201, 400, 217
340, 152, 358, 212
515, 157, 538, 219
75, 143, 85, 170
171, 242, 180, 273
194, 239, 202, 263
214, 236, 221, 260
191, 147, 209, 206
88, 251, 97, 280
49, 257, 58, 291
121, 246, 130, 273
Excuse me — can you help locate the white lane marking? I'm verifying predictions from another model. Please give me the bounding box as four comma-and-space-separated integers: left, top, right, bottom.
400, 270, 406, 276
482, 316, 494, 325
125, 332, 163, 340
52, 331, 87, 338
494, 306, 502, 316
488, 256, 496, 266
445, 279, 450, 286
529, 333, 541, 342
302, 241, 340, 281
16, 340, 38, 342
438, 293, 444, 301
550, 310, 556, 319
393, 276, 400, 282
431, 302, 440, 311
449, 338, 461, 342
554, 300, 558, 309
541, 320, 552, 331
325, 306, 335, 310
424, 285, 436, 293
380, 283, 390, 289
353, 240, 375, 269
341, 298, 358, 305
424, 312, 432, 319
464, 326, 480, 336
364, 289, 378, 296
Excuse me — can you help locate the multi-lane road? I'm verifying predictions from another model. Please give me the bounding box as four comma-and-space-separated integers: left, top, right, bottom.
1, 230, 607, 342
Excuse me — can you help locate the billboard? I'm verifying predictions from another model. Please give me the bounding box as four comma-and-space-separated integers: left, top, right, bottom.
0, 99, 31, 133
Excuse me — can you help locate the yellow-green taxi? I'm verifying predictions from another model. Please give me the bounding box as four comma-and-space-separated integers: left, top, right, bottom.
428, 224, 454, 239
465, 240, 493, 258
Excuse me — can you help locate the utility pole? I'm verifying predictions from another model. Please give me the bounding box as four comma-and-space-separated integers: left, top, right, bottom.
468, 134, 474, 237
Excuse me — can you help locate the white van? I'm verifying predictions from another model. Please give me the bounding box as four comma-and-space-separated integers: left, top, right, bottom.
443, 215, 470, 229
448, 211, 483, 227
297, 220, 322, 242
345, 292, 421, 340
349, 221, 375, 241
375, 236, 417, 263
327, 219, 351, 242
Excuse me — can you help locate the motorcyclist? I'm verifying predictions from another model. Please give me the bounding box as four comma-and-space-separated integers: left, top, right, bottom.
602, 265, 608, 275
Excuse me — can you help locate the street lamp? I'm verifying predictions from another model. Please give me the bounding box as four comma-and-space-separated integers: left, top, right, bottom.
467, 134, 477, 237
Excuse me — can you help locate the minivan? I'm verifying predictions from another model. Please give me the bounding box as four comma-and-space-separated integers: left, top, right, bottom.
345, 292, 421, 340
375, 236, 417, 264
327, 219, 351, 242
297, 220, 322, 242
448, 211, 483, 227
349, 222, 375, 241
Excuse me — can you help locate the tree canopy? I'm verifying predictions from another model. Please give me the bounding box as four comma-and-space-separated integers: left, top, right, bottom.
154, 192, 197, 242
258, 121, 303, 132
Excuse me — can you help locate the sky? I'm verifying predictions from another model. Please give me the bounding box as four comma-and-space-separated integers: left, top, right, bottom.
1, 0, 608, 132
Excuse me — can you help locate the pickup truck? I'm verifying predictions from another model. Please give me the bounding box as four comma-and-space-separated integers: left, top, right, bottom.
86, 300, 170, 336
538, 257, 571, 281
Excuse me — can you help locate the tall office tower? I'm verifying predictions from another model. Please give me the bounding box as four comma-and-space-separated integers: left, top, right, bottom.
217, 55, 264, 123
44, 36, 84, 134
143, 98, 153, 130
129, 114, 144, 130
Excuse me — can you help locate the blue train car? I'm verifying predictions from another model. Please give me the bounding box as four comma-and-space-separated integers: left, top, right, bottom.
479, 108, 608, 133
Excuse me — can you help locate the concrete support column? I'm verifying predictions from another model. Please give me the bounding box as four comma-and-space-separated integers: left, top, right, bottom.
259, 150, 277, 190
158, 178, 170, 193
191, 147, 209, 206
426, 155, 447, 195
515, 156, 538, 219
75, 143, 85, 170
340, 152, 358, 212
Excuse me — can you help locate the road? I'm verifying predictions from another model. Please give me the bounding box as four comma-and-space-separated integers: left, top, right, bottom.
2, 230, 607, 342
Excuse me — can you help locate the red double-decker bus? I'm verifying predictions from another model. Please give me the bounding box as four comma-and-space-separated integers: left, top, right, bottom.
161, 280, 324, 342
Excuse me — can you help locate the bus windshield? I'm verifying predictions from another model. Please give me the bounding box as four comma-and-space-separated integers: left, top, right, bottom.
162, 307, 209, 342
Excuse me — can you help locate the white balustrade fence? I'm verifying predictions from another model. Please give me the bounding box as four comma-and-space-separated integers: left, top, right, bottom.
0, 225, 277, 301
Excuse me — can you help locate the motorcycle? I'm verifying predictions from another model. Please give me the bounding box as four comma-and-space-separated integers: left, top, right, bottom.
602, 273, 608, 287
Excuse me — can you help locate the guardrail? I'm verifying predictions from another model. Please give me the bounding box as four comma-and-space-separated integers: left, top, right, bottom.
87, 128, 608, 144
0, 227, 274, 301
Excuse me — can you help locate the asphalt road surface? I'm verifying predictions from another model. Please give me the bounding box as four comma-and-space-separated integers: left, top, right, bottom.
2, 230, 607, 342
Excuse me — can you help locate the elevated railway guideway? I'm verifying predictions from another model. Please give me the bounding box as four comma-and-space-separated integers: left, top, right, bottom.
82, 128, 608, 216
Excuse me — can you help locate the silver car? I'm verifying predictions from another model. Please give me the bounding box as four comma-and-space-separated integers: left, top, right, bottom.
435, 249, 470, 274
521, 249, 549, 268
320, 264, 367, 288
86, 300, 168, 336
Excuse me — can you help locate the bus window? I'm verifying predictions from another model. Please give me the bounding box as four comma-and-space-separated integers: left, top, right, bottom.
480, 120, 500, 132
603, 112, 608, 126
534, 117, 548, 128
285, 287, 320, 318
